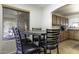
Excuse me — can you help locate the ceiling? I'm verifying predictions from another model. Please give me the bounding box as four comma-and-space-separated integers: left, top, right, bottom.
53, 4, 79, 16
30, 4, 50, 8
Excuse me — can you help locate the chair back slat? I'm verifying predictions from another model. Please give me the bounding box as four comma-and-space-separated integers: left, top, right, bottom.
12, 27, 24, 54
46, 29, 60, 48
32, 28, 41, 31
46, 29, 60, 40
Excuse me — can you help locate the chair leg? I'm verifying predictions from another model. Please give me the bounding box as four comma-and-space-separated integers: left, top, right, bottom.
44, 48, 47, 54
50, 50, 51, 54
57, 46, 59, 54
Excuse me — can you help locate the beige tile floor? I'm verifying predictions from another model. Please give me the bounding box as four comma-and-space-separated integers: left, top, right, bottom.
49, 40, 79, 54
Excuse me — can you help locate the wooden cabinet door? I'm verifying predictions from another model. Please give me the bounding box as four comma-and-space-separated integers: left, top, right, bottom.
64, 31, 68, 40
62, 17, 65, 25
56, 16, 60, 25
64, 18, 66, 26
60, 32, 65, 41
60, 31, 68, 41
66, 19, 69, 26
60, 17, 64, 25
52, 15, 57, 25
52, 15, 69, 26
69, 30, 74, 39
65, 18, 68, 26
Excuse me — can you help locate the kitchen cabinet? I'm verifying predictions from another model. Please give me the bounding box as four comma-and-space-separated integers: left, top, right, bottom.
52, 15, 57, 25
52, 14, 69, 42
60, 31, 69, 42
68, 29, 79, 41
52, 14, 68, 26
56, 16, 60, 25
65, 18, 69, 26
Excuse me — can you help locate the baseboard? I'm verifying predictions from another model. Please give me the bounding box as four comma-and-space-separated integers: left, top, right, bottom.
68, 38, 79, 41
60, 39, 69, 42
60, 38, 79, 42
8, 51, 16, 54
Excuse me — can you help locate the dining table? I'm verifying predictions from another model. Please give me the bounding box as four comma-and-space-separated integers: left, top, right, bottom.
24, 30, 47, 53
24, 30, 46, 35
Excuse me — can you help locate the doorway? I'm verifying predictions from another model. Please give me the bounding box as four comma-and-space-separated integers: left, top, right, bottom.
52, 4, 79, 54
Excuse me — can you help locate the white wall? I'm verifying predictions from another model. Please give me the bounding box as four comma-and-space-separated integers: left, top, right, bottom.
0, 5, 3, 41
0, 5, 16, 54
41, 4, 66, 30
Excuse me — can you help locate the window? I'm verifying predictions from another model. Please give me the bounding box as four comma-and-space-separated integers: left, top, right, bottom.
69, 22, 79, 28
3, 7, 30, 40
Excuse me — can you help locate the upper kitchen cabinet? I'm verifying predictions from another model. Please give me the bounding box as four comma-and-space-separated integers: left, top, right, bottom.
52, 14, 69, 26
65, 18, 69, 26
56, 16, 61, 25
52, 15, 57, 25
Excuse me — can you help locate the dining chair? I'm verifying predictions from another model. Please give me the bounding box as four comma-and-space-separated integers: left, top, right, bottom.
32, 33, 47, 54
32, 28, 42, 31
32, 28, 42, 44
39, 34, 47, 54
12, 27, 40, 54
40, 29, 60, 54
32, 28, 46, 54
46, 29, 60, 54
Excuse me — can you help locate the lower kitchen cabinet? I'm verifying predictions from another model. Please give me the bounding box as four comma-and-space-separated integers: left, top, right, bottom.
60, 31, 69, 42
68, 29, 79, 41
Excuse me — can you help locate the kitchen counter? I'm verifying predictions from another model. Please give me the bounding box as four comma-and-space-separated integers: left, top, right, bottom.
68, 29, 79, 31
68, 27, 79, 30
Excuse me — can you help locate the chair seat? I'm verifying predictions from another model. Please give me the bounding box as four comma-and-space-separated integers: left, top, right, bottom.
40, 43, 57, 50
23, 43, 40, 54
24, 47, 40, 54
46, 44, 57, 50
33, 38, 39, 42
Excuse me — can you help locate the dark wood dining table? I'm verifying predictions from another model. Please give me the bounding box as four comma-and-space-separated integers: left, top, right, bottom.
24, 30, 46, 44
24, 30, 47, 53
24, 30, 46, 35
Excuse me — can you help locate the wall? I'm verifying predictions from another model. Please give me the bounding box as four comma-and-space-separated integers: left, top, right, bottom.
0, 40, 16, 54
0, 5, 16, 54
41, 4, 66, 30
0, 5, 3, 41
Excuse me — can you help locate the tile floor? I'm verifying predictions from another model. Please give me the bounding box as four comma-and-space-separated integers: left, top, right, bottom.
50, 40, 79, 54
